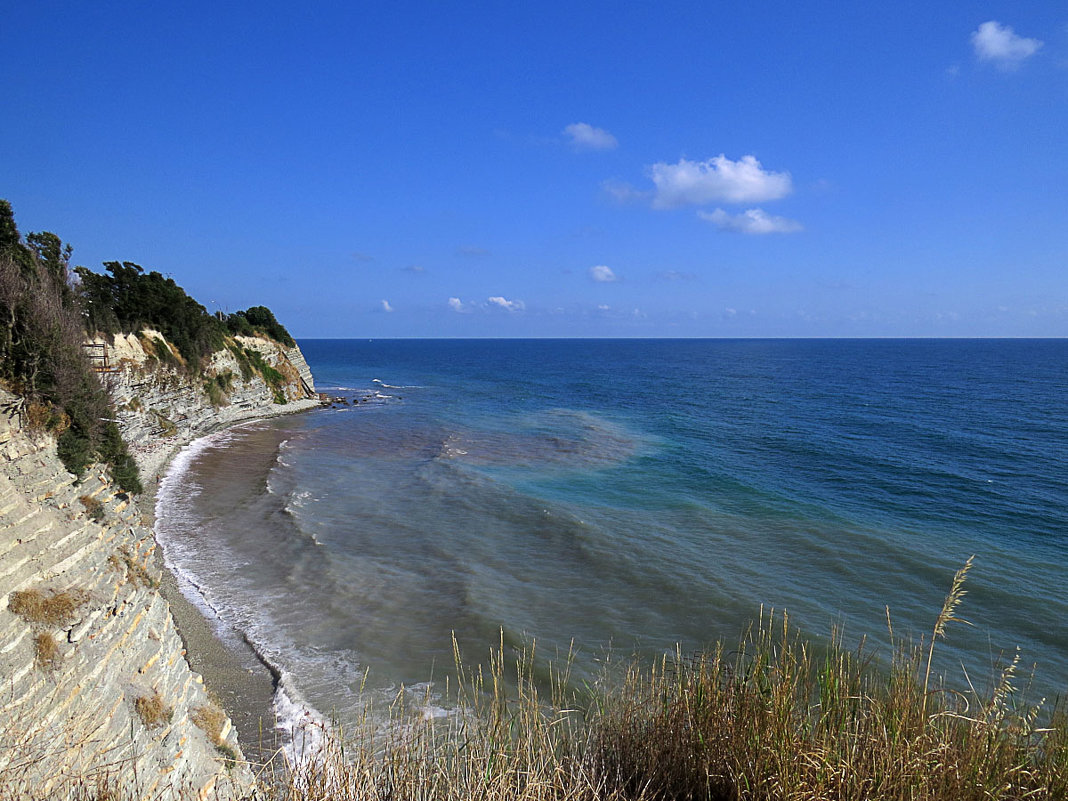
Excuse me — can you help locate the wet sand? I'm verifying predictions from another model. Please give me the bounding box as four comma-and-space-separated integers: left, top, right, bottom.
141, 405, 323, 770
145, 481, 286, 769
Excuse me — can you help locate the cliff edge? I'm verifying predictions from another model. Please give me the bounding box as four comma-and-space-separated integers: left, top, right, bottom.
0, 334, 320, 800
97, 330, 319, 481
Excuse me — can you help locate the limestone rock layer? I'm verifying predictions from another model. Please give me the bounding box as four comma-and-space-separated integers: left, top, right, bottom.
0, 334, 320, 799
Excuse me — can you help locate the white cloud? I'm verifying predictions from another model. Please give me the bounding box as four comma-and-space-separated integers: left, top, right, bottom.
380, 299, 394, 312
447, 297, 469, 313
658, 270, 696, 281
487, 296, 525, 312
597, 304, 611, 311
589, 265, 618, 283
698, 208, 803, 235
972, 21, 1043, 68
601, 179, 648, 204
650, 155, 792, 208
563, 122, 618, 151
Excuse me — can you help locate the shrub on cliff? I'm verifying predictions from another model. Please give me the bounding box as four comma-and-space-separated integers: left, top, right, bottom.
227, 305, 295, 347
76, 260, 227, 371
134, 691, 173, 729
99, 421, 143, 494
32, 632, 60, 671
0, 201, 142, 493
8, 588, 88, 626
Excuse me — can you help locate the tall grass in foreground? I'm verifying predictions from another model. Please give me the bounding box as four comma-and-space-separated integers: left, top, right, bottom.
264, 559, 1066, 801
3, 560, 1066, 800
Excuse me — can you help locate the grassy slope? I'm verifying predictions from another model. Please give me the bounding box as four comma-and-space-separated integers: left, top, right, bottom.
5, 561, 1065, 800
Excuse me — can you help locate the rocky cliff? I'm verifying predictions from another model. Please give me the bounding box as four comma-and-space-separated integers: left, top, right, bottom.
0, 333, 320, 799
98, 331, 318, 482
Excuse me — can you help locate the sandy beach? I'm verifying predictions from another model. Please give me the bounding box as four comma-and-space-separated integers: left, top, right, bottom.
149, 508, 282, 766
143, 401, 322, 769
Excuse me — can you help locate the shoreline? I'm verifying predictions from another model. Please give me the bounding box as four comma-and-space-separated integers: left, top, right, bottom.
143, 399, 322, 768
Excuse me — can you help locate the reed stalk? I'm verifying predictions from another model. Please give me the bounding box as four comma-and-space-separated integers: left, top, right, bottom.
4, 558, 1066, 800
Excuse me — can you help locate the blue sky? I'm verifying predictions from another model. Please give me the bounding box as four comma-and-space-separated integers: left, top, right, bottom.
2, 2, 1065, 337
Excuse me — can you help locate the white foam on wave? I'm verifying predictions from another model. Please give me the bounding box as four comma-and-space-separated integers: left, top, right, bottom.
155, 422, 351, 770
270, 673, 453, 771
154, 423, 276, 637
288, 489, 313, 509
154, 428, 248, 624
372, 378, 423, 389
272, 671, 332, 764
402, 681, 450, 721
437, 434, 470, 459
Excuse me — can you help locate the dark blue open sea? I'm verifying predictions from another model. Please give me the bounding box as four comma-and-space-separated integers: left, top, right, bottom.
156, 339, 1068, 734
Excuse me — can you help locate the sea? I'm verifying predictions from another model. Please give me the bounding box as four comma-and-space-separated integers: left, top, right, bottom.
154, 339, 1068, 738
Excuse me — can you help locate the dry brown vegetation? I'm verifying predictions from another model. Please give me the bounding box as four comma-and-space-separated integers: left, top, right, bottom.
258, 622, 1067, 801
192, 704, 226, 740
8, 587, 88, 626
108, 546, 158, 589
255, 559, 1068, 801
192, 703, 239, 769
78, 494, 105, 522
22, 400, 68, 434
32, 631, 59, 670
133, 691, 172, 729
2, 560, 1066, 800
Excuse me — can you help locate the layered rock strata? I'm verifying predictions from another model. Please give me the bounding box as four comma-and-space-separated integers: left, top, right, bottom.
98, 331, 319, 481
0, 333, 320, 799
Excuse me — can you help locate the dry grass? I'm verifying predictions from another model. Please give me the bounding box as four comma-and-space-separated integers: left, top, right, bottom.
23, 400, 52, 431
192, 702, 239, 769
0, 694, 135, 799
8, 587, 88, 626
33, 631, 60, 670
108, 546, 158, 588
254, 623, 1066, 801
20, 400, 71, 435
192, 703, 227, 742
78, 494, 105, 522
3, 559, 1067, 800
255, 558, 1067, 801
133, 691, 172, 729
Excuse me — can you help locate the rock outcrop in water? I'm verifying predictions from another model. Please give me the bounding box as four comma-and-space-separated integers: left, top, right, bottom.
0, 331, 319, 799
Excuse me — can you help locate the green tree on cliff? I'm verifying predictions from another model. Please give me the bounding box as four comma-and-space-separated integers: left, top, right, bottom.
227, 305, 295, 347
75, 261, 226, 370
0, 200, 141, 493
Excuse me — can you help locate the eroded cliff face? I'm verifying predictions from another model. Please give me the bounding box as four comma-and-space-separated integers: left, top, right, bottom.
0, 334, 320, 799
97, 331, 319, 481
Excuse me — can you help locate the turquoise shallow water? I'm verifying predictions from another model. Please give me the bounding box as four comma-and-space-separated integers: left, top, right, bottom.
156, 339, 1068, 731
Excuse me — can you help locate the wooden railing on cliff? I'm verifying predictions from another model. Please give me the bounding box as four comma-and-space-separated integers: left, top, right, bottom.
82, 342, 118, 374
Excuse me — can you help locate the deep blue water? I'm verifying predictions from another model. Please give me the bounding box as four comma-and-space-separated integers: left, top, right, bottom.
156, 339, 1068, 731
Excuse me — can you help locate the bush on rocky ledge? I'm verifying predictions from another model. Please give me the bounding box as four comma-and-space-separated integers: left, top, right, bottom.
0, 200, 143, 493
